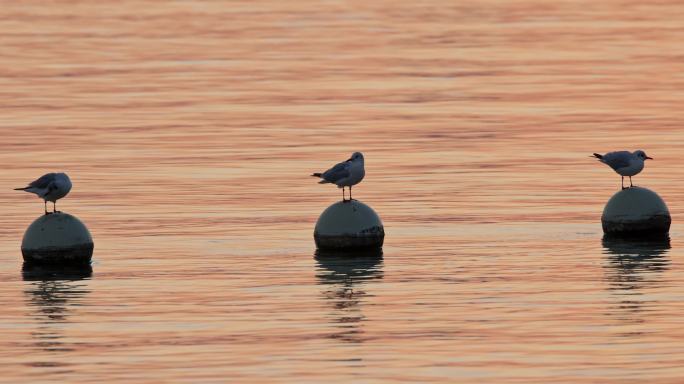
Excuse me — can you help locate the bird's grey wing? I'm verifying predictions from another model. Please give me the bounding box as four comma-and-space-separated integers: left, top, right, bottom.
27, 173, 57, 189
322, 162, 350, 182
602, 151, 632, 170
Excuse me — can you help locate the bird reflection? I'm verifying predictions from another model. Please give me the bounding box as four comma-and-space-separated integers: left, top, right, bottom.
602, 236, 670, 324
22, 263, 92, 353
315, 249, 383, 343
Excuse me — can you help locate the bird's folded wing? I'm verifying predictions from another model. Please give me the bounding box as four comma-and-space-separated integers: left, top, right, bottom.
322, 162, 350, 182
28, 173, 56, 189
602, 152, 632, 170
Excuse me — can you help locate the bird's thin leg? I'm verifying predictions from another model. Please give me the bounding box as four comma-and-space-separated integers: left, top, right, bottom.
621, 176, 625, 190
629, 176, 633, 188
53, 201, 57, 213
342, 187, 346, 201
349, 186, 353, 201
44, 201, 48, 215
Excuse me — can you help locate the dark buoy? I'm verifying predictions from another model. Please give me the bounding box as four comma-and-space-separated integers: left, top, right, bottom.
22, 262, 93, 281
21, 212, 94, 265
314, 200, 384, 250
601, 187, 671, 238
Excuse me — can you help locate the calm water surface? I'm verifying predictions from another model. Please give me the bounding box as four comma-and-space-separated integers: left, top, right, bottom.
2, 1, 684, 382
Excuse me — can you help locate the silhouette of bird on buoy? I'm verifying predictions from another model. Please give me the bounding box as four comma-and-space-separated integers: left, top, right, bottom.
311, 152, 365, 202
593, 150, 652, 189
15, 172, 72, 215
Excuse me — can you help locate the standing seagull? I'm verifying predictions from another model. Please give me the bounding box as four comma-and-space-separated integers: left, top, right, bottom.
593, 150, 652, 189
311, 152, 365, 201
15, 173, 72, 214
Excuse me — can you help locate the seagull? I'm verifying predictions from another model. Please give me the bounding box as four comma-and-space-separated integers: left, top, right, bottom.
593, 150, 652, 189
311, 152, 365, 201
14, 173, 73, 214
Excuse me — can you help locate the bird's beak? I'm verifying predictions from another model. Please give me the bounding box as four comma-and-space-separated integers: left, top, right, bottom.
646, 156, 653, 160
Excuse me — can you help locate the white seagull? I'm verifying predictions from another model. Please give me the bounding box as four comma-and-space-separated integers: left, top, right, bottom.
593, 150, 652, 189
15, 172, 73, 214
312, 152, 365, 201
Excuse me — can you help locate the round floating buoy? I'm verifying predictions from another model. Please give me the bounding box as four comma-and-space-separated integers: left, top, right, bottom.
601, 187, 671, 238
21, 213, 94, 265
314, 200, 384, 250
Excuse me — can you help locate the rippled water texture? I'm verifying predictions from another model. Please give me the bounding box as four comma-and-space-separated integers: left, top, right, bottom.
2, 1, 684, 382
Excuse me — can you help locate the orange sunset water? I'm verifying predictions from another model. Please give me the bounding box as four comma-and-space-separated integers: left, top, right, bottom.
1, 1, 684, 382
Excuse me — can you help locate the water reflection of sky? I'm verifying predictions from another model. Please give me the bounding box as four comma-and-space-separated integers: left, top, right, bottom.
2, 0, 684, 381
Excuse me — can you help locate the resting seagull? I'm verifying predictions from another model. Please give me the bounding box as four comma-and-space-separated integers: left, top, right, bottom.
15, 172, 72, 214
312, 152, 365, 201
593, 150, 652, 189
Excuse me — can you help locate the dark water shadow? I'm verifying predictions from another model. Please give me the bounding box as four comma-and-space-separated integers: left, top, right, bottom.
22, 263, 92, 356
602, 236, 670, 325
315, 249, 384, 344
